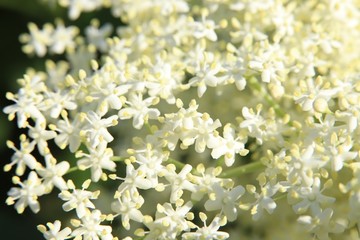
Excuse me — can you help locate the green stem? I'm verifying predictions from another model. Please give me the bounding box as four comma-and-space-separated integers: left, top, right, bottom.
165, 157, 186, 169
111, 156, 127, 162
216, 156, 225, 167
273, 193, 287, 202
219, 161, 264, 178
65, 166, 79, 175
145, 122, 154, 134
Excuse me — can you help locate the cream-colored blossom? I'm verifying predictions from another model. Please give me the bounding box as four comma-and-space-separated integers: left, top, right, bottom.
5, 0, 360, 239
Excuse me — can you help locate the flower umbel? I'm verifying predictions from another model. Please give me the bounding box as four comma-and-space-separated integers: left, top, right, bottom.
4, 0, 360, 239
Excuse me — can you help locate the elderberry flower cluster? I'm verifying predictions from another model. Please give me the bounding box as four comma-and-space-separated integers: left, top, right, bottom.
4, 0, 360, 239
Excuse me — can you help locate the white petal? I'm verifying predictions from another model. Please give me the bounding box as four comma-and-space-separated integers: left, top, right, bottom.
261, 69, 271, 83
23, 154, 38, 169
130, 209, 144, 222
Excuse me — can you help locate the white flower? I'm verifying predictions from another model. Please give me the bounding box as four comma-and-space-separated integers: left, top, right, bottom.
230, 21, 267, 46
71, 209, 113, 240
6, 171, 45, 214
250, 182, 279, 221
59, 0, 104, 20
50, 20, 79, 54
4, 90, 45, 128
164, 164, 197, 203
240, 106, 266, 144
302, 114, 339, 145
77, 143, 116, 182
117, 163, 153, 194
53, 111, 83, 152
287, 144, 326, 187
223, 57, 247, 91
145, 56, 182, 104
40, 90, 77, 119
182, 213, 229, 240
83, 111, 118, 148
247, 43, 285, 83
90, 78, 130, 116
85, 20, 113, 52
208, 124, 248, 167
38, 220, 72, 240
143, 217, 171, 240
192, 15, 218, 41
174, 105, 221, 153
156, 99, 200, 150
157, 100, 221, 153
111, 189, 144, 230
191, 166, 225, 201
17, 71, 47, 93
28, 122, 57, 155
294, 77, 339, 112
151, 201, 193, 239
292, 177, 335, 214
325, 134, 357, 172
158, 0, 189, 15
119, 93, 160, 129
59, 179, 99, 218
188, 53, 226, 97
20, 22, 53, 57
133, 143, 166, 185
298, 208, 346, 240
5, 135, 38, 176
205, 184, 245, 222
37, 154, 70, 191
193, 113, 222, 153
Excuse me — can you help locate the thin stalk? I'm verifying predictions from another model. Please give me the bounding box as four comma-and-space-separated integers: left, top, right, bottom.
273, 193, 287, 202
65, 166, 79, 175
145, 122, 154, 134
165, 157, 186, 169
216, 156, 225, 167
111, 156, 127, 162
219, 161, 264, 178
